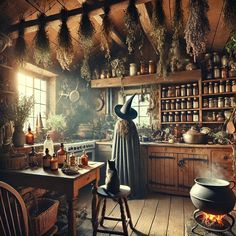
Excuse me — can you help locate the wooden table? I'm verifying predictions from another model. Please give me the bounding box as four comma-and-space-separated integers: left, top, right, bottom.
0, 161, 104, 236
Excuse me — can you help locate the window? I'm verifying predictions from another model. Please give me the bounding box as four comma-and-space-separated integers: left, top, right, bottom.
17, 72, 47, 131
125, 93, 150, 126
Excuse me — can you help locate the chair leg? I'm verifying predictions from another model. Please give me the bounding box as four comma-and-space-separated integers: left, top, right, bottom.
118, 198, 128, 236
100, 198, 106, 227
92, 197, 102, 236
124, 197, 134, 230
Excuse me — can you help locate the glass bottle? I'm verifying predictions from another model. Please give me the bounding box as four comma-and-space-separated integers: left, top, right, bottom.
219, 81, 225, 93
28, 147, 37, 167
221, 67, 228, 79
176, 86, 181, 97
176, 99, 181, 110
162, 87, 167, 98
163, 112, 168, 122
148, 60, 155, 74
212, 112, 216, 121
213, 52, 220, 65
193, 98, 199, 108
209, 98, 214, 108
187, 84, 192, 96
174, 124, 181, 142
69, 152, 77, 167
43, 148, 51, 170
140, 62, 146, 75
181, 111, 187, 122
169, 112, 174, 122
181, 85, 186, 96
203, 82, 208, 94
226, 80, 231, 92
209, 82, 213, 94
221, 55, 228, 67
25, 124, 34, 145
203, 99, 209, 108
192, 83, 198, 95
43, 134, 54, 156
181, 98, 187, 109
213, 98, 218, 107
57, 143, 67, 168
175, 111, 180, 122
165, 100, 170, 110
187, 111, 193, 122
213, 82, 219, 94
218, 97, 224, 108
214, 66, 220, 78
224, 97, 230, 107
187, 98, 192, 109
50, 153, 58, 171
171, 100, 175, 110
161, 100, 165, 110
193, 111, 199, 122
80, 150, 88, 166
129, 63, 137, 76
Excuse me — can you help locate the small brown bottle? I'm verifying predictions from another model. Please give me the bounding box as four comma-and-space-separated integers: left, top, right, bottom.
57, 143, 67, 168
43, 148, 51, 170
28, 147, 37, 167
50, 153, 58, 171
25, 124, 34, 145
80, 150, 88, 166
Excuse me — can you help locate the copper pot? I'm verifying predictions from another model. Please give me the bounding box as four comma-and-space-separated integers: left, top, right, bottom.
183, 127, 208, 144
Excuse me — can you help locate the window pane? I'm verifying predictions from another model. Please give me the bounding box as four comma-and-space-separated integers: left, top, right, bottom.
34, 89, 41, 103
140, 117, 150, 126
34, 78, 40, 89
41, 91, 46, 104
41, 80, 47, 91
26, 87, 33, 97
26, 76, 33, 87
139, 106, 148, 116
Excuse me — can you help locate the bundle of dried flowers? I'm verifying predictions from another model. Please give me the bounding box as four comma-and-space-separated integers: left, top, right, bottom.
14, 19, 27, 67
34, 13, 51, 68
57, 8, 74, 71
151, 0, 168, 77
78, 2, 95, 58
223, 0, 236, 31
101, 3, 113, 60
184, 0, 210, 62
169, 0, 184, 67
124, 0, 143, 54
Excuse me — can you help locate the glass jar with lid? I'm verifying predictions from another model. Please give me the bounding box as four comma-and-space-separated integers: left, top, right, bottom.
181, 98, 187, 109
219, 81, 225, 93
181, 85, 186, 96
193, 98, 199, 108
175, 111, 180, 122
163, 112, 168, 122
224, 97, 230, 107
187, 98, 192, 109
169, 112, 174, 122
187, 84, 192, 96
214, 66, 220, 79
148, 60, 155, 74
192, 83, 199, 95
203, 98, 209, 108
226, 80, 231, 92
187, 111, 193, 122
221, 55, 228, 67
165, 100, 170, 110
171, 100, 175, 110
213, 52, 220, 65
209, 82, 213, 94
161, 100, 165, 110
175, 85, 181, 97
218, 97, 224, 108
203, 82, 208, 94
181, 111, 187, 122
221, 67, 228, 79
140, 62, 146, 75
193, 111, 199, 122
213, 82, 219, 94
162, 87, 167, 98
129, 63, 137, 76
209, 98, 214, 108
167, 86, 175, 97
176, 99, 181, 109
213, 98, 218, 107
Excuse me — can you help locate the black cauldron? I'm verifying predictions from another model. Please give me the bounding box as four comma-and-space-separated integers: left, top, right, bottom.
190, 177, 236, 215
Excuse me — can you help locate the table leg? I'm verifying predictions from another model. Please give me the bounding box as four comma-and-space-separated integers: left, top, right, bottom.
68, 197, 78, 236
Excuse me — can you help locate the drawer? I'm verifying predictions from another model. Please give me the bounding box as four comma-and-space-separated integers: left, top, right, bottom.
211, 150, 232, 165
77, 170, 97, 188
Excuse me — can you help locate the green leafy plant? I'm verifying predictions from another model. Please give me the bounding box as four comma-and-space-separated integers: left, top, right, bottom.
225, 31, 236, 55
46, 114, 66, 132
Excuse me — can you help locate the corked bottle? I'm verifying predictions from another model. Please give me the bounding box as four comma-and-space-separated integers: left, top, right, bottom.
80, 150, 88, 166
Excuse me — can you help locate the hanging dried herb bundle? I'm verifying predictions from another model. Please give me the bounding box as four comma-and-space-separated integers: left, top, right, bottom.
124, 0, 142, 54
151, 0, 168, 77
184, 0, 210, 62
78, 2, 95, 58
80, 58, 91, 81
14, 19, 27, 66
101, 4, 113, 60
34, 13, 51, 67
169, 0, 184, 65
223, 0, 236, 31
57, 9, 74, 71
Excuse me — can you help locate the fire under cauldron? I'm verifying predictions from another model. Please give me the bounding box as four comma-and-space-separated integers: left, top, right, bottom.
190, 177, 236, 234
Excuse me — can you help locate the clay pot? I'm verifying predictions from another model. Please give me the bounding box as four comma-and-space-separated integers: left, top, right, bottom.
190, 177, 235, 215
12, 125, 25, 147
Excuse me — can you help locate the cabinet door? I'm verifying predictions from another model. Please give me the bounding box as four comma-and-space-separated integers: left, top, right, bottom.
148, 150, 177, 192
177, 152, 209, 193
211, 149, 233, 181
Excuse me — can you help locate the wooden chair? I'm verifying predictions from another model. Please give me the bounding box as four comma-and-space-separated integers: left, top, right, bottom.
92, 184, 134, 236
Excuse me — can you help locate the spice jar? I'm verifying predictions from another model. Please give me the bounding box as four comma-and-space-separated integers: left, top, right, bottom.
224, 97, 230, 107
219, 81, 225, 93
181, 98, 187, 109
181, 111, 187, 122
165, 100, 170, 110
169, 112, 174, 122
163, 112, 168, 122
218, 97, 224, 108
192, 83, 198, 95
69, 153, 77, 166
213, 98, 218, 107
148, 60, 155, 74
209, 82, 213, 94
161, 100, 165, 110
187, 84, 192, 96
167, 86, 175, 97
221, 67, 228, 79
209, 98, 214, 108
140, 62, 146, 75
193, 111, 199, 122
175, 111, 180, 122
162, 87, 167, 98
193, 98, 199, 108
221, 55, 228, 67
187, 111, 193, 122
171, 100, 175, 110
213, 52, 220, 65
214, 66, 220, 78
232, 81, 236, 92
230, 97, 235, 107
213, 82, 219, 94
176, 85, 181, 97
203, 98, 209, 108
176, 99, 181, 109
129, 63, 137, 76
226, 80, 231, 92
181, 85, 186, 96
187, 98, 192, 109
203, 82, 208, 94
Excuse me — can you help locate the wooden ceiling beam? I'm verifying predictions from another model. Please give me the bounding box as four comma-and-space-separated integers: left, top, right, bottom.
136, 3, 158, 55
7, 0, 152, 34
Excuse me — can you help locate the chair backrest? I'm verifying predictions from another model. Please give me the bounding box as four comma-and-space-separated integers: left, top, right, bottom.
0, 181, 28, 236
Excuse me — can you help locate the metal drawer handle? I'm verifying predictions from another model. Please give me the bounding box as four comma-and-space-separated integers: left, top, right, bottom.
223, 155, 229, 160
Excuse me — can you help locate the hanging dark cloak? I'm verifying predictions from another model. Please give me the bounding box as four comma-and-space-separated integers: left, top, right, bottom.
111, 119, 146, 198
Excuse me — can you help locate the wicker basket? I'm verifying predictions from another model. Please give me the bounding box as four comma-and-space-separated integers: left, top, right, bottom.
29, 198, 59, 236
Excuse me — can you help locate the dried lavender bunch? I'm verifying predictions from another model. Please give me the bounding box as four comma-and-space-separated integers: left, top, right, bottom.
223, 0, 236, 31
101, 4, 112, 60
34, 13, 51, 68
184, 0, 210, 62
124, 0, 142, 54
78, 2, 95, 58
169, 0, 184, 64
151, 0, 168, 77
57, 9, 74, 71
14, 19, 27, 66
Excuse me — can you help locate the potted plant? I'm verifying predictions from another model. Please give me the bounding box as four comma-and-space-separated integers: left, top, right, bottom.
45, 114, 66, 142
11, 96, 34, 147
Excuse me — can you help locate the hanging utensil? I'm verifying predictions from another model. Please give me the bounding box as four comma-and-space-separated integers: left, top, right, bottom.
69, 82, 80, 103
226, 108, 236, 134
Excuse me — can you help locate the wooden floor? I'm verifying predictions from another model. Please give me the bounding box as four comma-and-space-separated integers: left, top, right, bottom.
73, 188, 196, 236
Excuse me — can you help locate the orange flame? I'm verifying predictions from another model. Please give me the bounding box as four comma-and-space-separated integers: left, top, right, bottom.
202, 213, 225, 226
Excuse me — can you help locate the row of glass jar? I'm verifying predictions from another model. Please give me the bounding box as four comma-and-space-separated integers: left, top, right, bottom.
202, 80, 234, 94
162, 98, 199, 110
204, 111, 225, 122
204, 52, 228, 68
162, 111, 199, 123
203, 97, 234, 108
162, 83, 199, 98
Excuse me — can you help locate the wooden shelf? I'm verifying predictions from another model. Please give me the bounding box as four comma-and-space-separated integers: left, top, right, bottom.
91, 69, 201, 88
202, 121, 225, 124
202, 92, 235, 97
161, 108, 200, 112
202, 107, 232, 110
202, 77, 236, 83
161, 95, 200, 100
161, 122, 199, 124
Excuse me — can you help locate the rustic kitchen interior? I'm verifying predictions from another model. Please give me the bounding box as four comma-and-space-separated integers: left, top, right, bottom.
1, 0, 236, 235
